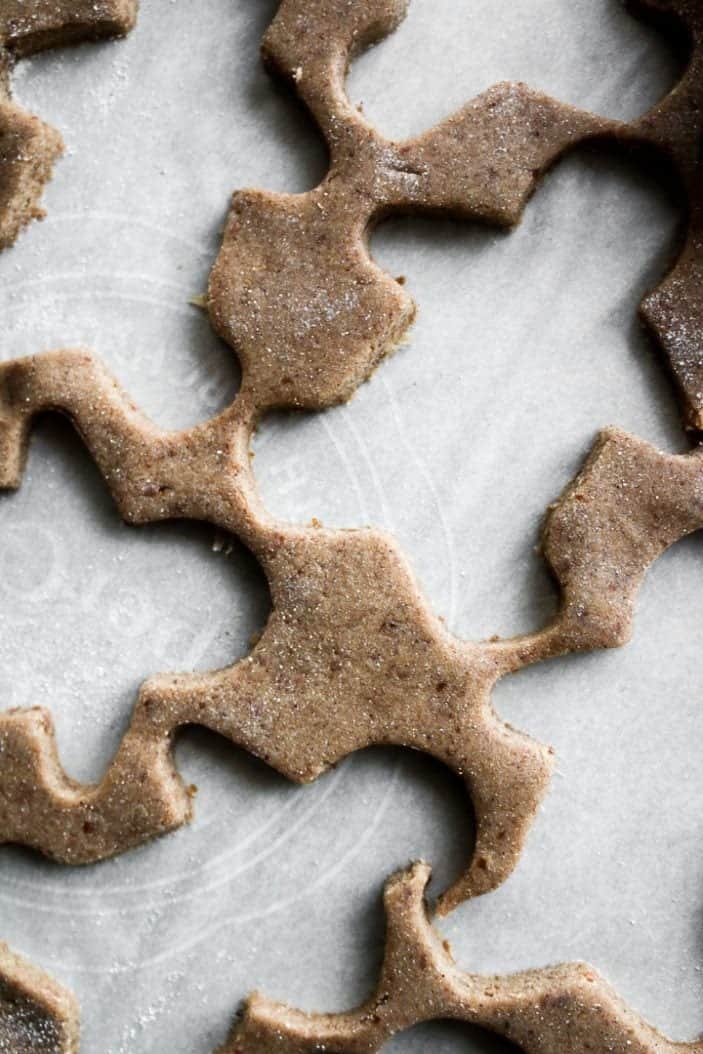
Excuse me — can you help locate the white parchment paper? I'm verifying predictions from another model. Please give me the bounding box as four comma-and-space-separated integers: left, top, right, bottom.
1, 1, 701, 1050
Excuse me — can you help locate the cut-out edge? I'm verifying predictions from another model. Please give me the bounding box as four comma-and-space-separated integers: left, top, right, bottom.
0, 941, 79, 1054
0, 0, 138, 250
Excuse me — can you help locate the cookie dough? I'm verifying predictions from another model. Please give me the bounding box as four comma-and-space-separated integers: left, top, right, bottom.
0, 1, 138, 249
630, 0, 703, 429
208, 0, 703, 429
224, 862, 696, 1054
208, 0, 609, 410
0, 943, 78, 1054
1, 353, 701, 912
0, 349, 550, 912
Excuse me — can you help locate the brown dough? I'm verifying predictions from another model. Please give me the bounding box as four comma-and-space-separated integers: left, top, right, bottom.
208, 0, 609, 410
1, 352, 701, 912
0, 943, 78, 1054
208, 0, 703, 428
0, 5, 701, 1046
0, 1, 138, 250
0, 350, 548, 914
629, 1, 703, 430
223, 862, 703, 1054
0, 868, 696, 1053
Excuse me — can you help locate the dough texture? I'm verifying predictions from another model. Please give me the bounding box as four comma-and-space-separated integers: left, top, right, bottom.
0, 943, 78, 1054
0, 1, 138, 249
1, 4, 702, 1049
224, 862, 703, 1054
1, 352, 701, 915
1, 1, 702, 910
208, 0, 703, 428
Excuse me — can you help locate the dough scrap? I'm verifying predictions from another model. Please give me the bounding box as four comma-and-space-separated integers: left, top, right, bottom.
0, 868, 695, 1054
630, 0, 703, 430
0, 943, 78, 1054
208, 0, 703, 428
1, 352, 701, 913
0, 1, 138, 250
208, 0, 609, 411
222, 861, 700, 1054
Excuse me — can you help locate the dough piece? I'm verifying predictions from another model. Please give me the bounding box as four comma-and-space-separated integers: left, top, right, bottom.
1, 352, 700, 911
0, 350, 550, 913
0, 943, 78, 1054
0, 1, 138, 56
208, 0, 703, 427
223, 862, 700, 1054
0, 1, 138, 250
0, 55, 62, 252
628, 0, 703, 430
1, 868, 693, 1054
208, 0, 609, 410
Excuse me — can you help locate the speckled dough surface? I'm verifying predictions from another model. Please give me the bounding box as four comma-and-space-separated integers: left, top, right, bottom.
0, 943, 78, 1054
632, 0, 703, 430
0, 6, 698, 922
224, 863, 703, 1054
1, 2, 703, 1049
207, 0, 609, 410
3, 866, 699, 1054
208, 0, 703, 425
5, 862, 702, 1054
0, 1, 138, 250
1, 352, 703, 915
0, 348, 550, 915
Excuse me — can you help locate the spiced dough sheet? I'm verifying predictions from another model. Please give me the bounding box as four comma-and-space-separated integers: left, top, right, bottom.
0, 1, 701, 1051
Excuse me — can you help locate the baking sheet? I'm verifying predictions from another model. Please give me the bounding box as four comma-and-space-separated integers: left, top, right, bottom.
1, 1, 701, 1050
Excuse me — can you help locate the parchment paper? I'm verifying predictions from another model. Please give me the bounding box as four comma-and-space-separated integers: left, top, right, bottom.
1, 1, 700, 1050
